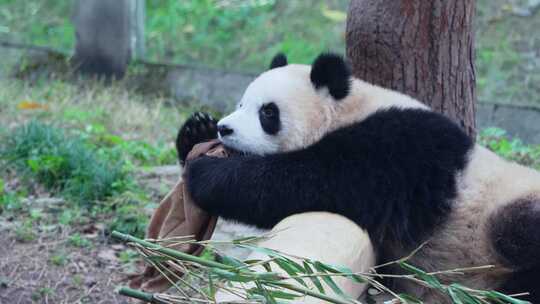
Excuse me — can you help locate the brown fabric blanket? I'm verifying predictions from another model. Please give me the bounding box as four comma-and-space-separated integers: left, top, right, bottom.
128, 140, 227, 292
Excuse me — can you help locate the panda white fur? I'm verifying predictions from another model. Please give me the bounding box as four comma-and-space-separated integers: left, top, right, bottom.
212, 212, 376, 304
177, 53, 540, 303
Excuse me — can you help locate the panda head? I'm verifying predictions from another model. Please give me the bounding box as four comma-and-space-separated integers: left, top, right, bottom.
217, 53, 352, 155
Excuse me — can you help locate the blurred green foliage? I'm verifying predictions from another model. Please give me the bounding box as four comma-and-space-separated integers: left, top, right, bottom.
1, 0, 538, 103
478, 127, 540, 169
475, 0, 540, 104
145, 0, 347, 70
0, 0, 348, 70
0, 0, 74, 50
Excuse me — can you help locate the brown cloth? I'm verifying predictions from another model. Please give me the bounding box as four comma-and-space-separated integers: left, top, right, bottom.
128, 140, 227, 292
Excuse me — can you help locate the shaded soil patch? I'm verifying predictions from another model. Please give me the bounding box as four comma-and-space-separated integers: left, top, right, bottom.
0, 222, 139, 304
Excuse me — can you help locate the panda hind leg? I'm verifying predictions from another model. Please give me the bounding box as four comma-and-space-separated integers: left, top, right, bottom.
176, 112, 218, 165
489, 198, 540, 302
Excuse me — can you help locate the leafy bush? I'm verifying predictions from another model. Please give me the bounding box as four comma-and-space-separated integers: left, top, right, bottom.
478, 127, 540, 169
0, 121, 129, 206
105, 191, 152, 238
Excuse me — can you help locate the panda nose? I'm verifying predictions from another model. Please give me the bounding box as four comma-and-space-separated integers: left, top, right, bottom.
218, 125, 234, 137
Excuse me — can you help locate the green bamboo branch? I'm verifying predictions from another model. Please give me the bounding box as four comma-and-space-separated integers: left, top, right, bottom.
112, 231, 232, 270
113, 231, 529, 304
112, 230, 359, 304
118, 287, 166, 304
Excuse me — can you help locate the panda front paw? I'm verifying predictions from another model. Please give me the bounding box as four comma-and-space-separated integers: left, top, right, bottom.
176, 112, 218, 165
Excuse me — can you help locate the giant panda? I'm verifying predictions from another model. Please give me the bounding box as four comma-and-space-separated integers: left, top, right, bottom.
176, 53, 540, 303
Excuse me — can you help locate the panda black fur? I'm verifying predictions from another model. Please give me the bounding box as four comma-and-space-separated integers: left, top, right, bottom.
186, 108, 471, 246
178, 53, 540, 303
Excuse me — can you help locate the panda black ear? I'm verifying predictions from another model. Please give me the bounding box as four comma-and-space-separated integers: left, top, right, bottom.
269, 53, 288, 69
310, 53, 351, 100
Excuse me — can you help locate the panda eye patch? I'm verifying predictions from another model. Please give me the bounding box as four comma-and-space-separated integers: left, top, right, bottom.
259, 102, 280, 135
261, 103, 277, 117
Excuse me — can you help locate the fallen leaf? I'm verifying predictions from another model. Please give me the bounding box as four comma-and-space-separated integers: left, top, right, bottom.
17, 101, 48, 110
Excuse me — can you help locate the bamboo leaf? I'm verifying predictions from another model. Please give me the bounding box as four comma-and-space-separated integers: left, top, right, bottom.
267, 289, 302, 300
448, 286, 465, 304
255, 281, 277, 304
483, 290, 531, 304
313, 261, 348, 298
319, 262, 366, 284
398, 293, 423, 304
451, 288, 483, 304
232, 236, 262, 244
220, 255, 247, 268
274, 258, 308, 287
256, 272, 283, 281
303, 261, 325, 294
262, 261, 273, 272
210, 268, 253, 282
281, 256, 306, 273
400, 262, 444, 291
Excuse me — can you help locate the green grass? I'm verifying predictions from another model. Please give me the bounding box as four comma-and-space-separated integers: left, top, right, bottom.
0, 119, 158, 238
68, 233, 92, 248
0, 78, 183, 143
49, 251, 69, 266
1, 120, 128, 206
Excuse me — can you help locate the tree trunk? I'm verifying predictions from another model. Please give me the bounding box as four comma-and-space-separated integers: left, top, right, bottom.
71, 0, 132, 79
346, 0, 477, 138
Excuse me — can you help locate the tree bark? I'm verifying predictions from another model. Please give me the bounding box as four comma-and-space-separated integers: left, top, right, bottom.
346, 0, 477, 138
71, 0, 132, 79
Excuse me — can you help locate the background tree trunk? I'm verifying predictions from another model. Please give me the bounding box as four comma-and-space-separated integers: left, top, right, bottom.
346, 0, 477, 138
72, 0, 144, 79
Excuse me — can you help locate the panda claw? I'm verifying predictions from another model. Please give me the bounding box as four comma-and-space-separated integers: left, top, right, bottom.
176, 111, 219, 165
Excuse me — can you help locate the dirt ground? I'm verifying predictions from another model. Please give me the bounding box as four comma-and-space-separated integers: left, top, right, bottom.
0, 220, 138, 304
0, 167, 172, 304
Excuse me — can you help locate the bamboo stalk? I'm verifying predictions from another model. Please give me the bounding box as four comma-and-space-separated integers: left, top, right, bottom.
111, 231, 232, 269
118, 287, 165, 304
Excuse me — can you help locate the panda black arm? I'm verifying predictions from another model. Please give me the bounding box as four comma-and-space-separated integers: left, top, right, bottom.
185, 108, 473, 246
185, 150, 336, 228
